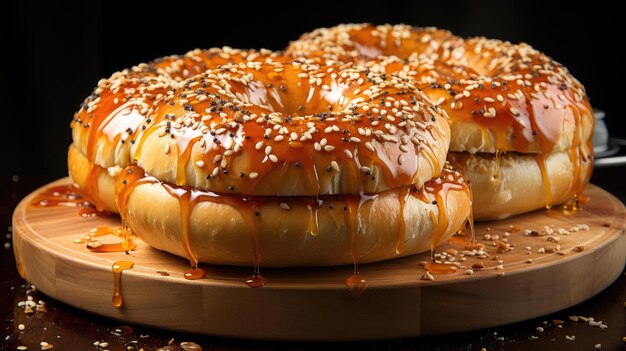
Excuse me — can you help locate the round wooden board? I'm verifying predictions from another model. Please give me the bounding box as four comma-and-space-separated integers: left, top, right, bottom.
12, 179, 626, 341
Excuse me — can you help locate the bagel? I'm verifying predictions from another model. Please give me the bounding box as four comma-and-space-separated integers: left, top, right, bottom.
287, 23, 594, 219
70, 47, 283, 211
68, 46, 470, 272
116, 163, 470, 268
130, 61, 450, 195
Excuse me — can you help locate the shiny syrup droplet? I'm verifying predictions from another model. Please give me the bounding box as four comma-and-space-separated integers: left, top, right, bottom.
345, 274, 367, 298
112, 261, 134, 308
245, 274, 266, 288
184, 267, 205, 280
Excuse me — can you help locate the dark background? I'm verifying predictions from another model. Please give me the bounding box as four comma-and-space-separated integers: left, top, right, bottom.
2, 0, 622, 179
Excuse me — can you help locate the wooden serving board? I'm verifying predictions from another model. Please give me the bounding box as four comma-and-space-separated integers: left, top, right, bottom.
12, 178, 626, 341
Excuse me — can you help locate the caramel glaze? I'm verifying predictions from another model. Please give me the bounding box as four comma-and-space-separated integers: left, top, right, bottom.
112, 260, 134, 308
117, 163, 469, 288
287, 23, 595, 211
130, 61, 447, 196
70, 48, 285, 210
84, 225, 137, 253
114, 167, 159, 252
31, 184, 109, 217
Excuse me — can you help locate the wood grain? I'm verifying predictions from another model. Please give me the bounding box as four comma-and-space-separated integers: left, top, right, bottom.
12, 178, 626, 340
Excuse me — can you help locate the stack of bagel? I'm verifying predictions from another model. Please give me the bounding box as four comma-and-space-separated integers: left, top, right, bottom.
68, 24, 593, 282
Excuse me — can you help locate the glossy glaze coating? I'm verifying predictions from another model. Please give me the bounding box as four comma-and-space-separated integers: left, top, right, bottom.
115, 163, 469, 277
70, 48, 284, 208
130, 61, 449, 195
288, 25, 592, 148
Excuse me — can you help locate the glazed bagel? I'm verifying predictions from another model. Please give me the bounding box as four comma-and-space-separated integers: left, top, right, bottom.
130, 61, 450, 195
70, 47, 283, 211
116, 163, 470, 267
68, 43, 470, 271
288, 24, 594, 218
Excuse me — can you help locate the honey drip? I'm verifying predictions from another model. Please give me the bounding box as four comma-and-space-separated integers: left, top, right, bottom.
82, 226, 135, 253
307, 198, 320, 236
115, 167, 157, 253
112, 260, 134, 308
31, 184, 109, 217
344, 194, 376, 297
395, 187, 410, 255
176, 136, 202, 186
162, 184, 206, 280
84, 164, 106, 211
466, 181, 476, 244
160, 181, 264, 285
535, 154, 553, 209
429, 191, 449, 255
238, 198, 265, 288
32, 185, 88, 207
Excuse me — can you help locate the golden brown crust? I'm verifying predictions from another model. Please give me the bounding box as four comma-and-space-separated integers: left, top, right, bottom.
130, 61, 450, 195
119, 164, 470, 267
448, 150, 593, 220
70, 48, 285, 170
286, 23, 594, 155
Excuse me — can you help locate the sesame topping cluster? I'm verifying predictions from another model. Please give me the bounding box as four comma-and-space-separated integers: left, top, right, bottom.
130, 59, 448, 193
287, 24, 593, 154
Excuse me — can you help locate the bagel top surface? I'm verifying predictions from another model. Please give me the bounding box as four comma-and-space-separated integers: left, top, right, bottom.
71, 47, 285, 170
129, 60, 450, 195
287, 23, 594, 156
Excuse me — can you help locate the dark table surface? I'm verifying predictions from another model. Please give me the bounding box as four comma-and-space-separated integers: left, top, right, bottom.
1, 165, 625, 351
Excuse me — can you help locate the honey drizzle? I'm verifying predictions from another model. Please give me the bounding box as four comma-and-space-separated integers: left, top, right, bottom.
177, 136, 202, 186
344, 194, 376, 295
428, 181, 467, 257
535, 154, 553, 209
115, 166, 158, 252
307, 197, 321, 236
161, 184, 206, 280
395, 186, 410, 255
30, 184, 110, 218
31, 185, 87, 208
83, 164, 106, 211
112, 260, 134, 308
85, 225, 131, 253
466, 181, 476, 243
